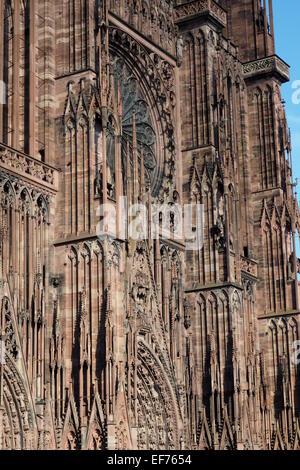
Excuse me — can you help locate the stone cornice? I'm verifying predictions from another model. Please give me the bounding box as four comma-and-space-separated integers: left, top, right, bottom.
0, 143, 59, 193
185, 281, 243, 293
258, 309, 300, 320
174, 0, 227, 29
242, 55, 290, 83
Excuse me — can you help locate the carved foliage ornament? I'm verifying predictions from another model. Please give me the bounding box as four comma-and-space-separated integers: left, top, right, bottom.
0, 144, 55, 186
1, 297, 18, 359
135, 342, 180, 450
1, 358, 36, 449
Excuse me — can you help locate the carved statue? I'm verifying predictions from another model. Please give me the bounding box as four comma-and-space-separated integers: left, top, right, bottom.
176, 35, 183, 66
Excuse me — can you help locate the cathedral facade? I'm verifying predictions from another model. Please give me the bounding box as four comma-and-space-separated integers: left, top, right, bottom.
0, 0, 300, 450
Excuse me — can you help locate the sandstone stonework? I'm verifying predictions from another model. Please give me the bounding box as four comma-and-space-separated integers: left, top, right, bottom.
0, 0, 299, 450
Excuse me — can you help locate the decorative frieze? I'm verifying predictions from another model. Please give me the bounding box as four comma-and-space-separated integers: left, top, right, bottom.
242, 55, 290, 83
240, 256, 258, 279
0, 143, 58, 192
174, 0, 227, 28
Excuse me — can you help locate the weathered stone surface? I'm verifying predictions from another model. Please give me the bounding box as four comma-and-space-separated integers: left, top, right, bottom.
0, 0, 299, 451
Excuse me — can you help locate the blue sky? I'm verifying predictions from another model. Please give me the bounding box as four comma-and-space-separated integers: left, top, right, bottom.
273, 0, 300, 254
273, 0, 300, 187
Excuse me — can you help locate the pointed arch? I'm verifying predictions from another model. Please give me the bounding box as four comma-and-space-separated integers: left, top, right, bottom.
197, 412, 213, 450
1, 179, 16, 207
135, 339, 181, 450
0, 295, 38, 449
36, 194, 50, 224
272, 427, 285, 450
85, 394, 106, 450
219, 412, 235, 450
61, 394, 80, 450
19, 187, 33, 214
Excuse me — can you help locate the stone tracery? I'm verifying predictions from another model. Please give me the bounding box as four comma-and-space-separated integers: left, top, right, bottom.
0, 298, 37, 450
0, 0, 299, 452
110, 55, 157, 185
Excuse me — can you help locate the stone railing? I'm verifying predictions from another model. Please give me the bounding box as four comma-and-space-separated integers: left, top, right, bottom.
241, 256, 258, 278
0, 143, 58, 192
242, 55, 290, 83
174, 0, 227, 28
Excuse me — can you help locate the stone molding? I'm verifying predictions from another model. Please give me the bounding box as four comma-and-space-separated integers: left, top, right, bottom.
240, 256, 258, 279
242, 55, 290, 83
0, 143, 59, 192
174, 0, 227, 28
